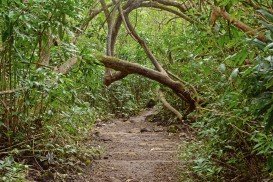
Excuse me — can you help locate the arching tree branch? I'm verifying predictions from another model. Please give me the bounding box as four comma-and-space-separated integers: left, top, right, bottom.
123, 14, 167, 74
154, 0, 194, 12
140, 1, 195, 23
98, 55, 196, 113
104, 0, 197, 83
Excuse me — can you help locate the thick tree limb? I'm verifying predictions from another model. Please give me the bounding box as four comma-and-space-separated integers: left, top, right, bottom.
107, 0, 194, 81
166, 70, 199, 101
105, 0, 170, 83
110, 0, 146, 55
98, 55, 196, 112
113, 0, 135, 40
100, 0, 116, 56
103, 1, 146, 84
101, 0, 117, 79
104, 71, 129, 86
100, 0, 198, 114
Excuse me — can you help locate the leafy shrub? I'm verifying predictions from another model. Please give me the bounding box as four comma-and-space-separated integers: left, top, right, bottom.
0, 156, 28, 182
178, 8, 273, 181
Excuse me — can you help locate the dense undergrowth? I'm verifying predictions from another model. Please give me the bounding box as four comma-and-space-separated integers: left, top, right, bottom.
1, 0, 273, 181
0, 1, 153, 181
176, 8, 273, 182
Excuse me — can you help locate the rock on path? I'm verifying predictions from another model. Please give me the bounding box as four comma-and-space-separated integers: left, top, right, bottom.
82, 109, 185, 182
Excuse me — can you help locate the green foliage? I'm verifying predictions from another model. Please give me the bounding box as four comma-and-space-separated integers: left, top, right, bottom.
2, 0, 273, 181
0, 0, 102, 180
176, 6, 273, 181
0, 0, 154, 180
0, 156, 28, 182
241, 9, 273, 172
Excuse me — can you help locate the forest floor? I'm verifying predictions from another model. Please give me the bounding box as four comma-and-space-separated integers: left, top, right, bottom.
77, 109, 190, 182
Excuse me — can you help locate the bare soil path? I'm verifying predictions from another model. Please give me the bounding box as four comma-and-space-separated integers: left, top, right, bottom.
81, 109, 186, 182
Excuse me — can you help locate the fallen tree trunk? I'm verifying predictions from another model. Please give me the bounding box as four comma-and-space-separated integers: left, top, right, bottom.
98, 55, 196, 114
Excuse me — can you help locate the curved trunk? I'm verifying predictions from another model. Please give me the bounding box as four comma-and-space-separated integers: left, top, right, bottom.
99, 55, 196, 114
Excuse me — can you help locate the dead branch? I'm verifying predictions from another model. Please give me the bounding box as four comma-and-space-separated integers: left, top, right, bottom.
104, 71, 129, 86
157, 89, 183, 120
57, 56, 78, 74
166, 70, 199, 101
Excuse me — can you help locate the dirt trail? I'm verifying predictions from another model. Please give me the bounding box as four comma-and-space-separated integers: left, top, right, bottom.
83, 109, 186, 182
